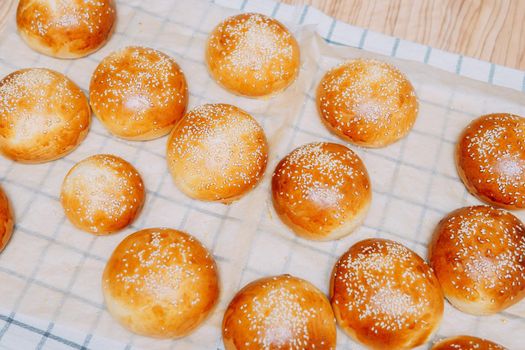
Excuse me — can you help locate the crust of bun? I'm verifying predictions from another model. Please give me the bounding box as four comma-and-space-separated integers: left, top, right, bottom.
432, 335, 506, 350
102, 228, 220, 338
206, 13, 300, 98
0, 186, 14, 252
429, 205, 525, 315
272, 142, 371, 240
0, 68, 90, 163
456, 113, 525, 209
317, 59, 418, 148
222, 274, 336, 350
16, 0, 116, 58
331, 238, 443, 349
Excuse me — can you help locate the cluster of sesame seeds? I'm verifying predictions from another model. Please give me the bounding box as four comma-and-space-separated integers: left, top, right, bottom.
434, 206, 525, 302
318, 59, 417, 142
61, 155, 144, 232
333, 239, 438, 334
434, 336, 506, 350
168, 104, 267, 200
20, 0, 114, 36
109, 229, 216, 307
225, 275, 334, 349
90, 46, 186, 134
273, 142, 369, 224
0, 68, 86, 146
460, 114, 525, 206
207, 13, 298, 91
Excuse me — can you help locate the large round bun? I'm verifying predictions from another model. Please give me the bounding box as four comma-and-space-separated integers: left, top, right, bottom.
317, 59, 418, 148
0, 68, 90, 163
272, 142, 371, 241
206, 13, 300, 98
429, 205, 525, 315
432, 335, 506, 350
90, 46, 188, 140
0, 186, 14, 252
167, 103, 268, 203
222, 274, 336, 350
16, 0, 116, 58
456, 113, 525, 209
331, 238, 444, 349
102, 228, 220, 338
61, 154, 145, 235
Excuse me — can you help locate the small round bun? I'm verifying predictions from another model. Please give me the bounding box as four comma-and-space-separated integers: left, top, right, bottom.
432, 336, 506, 350
167, 104, 268, 203
16, 0, 116, 58
317, 59, 418, 148
0, 68, 90, 163
206, 13, 300, 98
0, 186, 14, 252
222, 274, 336, 350
61, 154, 145, 235
331, 238, 444, 349
456, 113, 525, 209
430, 206, 525, 315
272, 142, 371, 240
90, 46, 188, 140
102, 228, 219, 338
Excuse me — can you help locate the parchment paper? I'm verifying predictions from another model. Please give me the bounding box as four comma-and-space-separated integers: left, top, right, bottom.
0, 0, 524, 349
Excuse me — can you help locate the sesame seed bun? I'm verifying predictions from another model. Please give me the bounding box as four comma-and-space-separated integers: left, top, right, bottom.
222, 274, 336, 350
166, 103, 268, 203
102, 228, 220, 338
429, 206, 525, 315
271, 142, 371, 241
206, 13, 300, 98
0, 68, 91, 163
89, 46, 188, 140
0, 185, 14, 252
61, 154, 145, 235
456, 113, 525, 209
432, 335, 506, 350
16, 0, 116, 59
331, 238, 444, 349
317, 59, 418, 148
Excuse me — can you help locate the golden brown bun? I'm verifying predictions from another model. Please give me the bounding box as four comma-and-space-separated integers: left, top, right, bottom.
331, 238, 444, 350
432, 336, 506, 350
206, 13, 300, 98
456, 113, 525, 209
272, 142, 371, 241
0, 68, 91, 163
317, 59, 418, 148
429, 206, 525, 315
222, 274, 336, 350
90, 46, 188, 140
102, 228, 220, 338
16, 0, 116, 58
167, 104, 268, 203
0, 186, 14, 252
61, 154, 145, 235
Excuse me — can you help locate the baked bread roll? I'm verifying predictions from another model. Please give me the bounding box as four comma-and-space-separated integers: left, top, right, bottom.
0, 186, 14, 252
167, 103, 268, 203
272, 142, 371, 240
331, 238, 443, 349
432, 335, 506, 350
102, 228, 219, 338
456, 113, 525, 209
222, 274, 336, 350
90, 46, 188, 140
16, 0, 116, 58
61, 154, 145, 235
206, 13, 300, 98
429, 205, 525, 315
0, 68, 90, 163
317, 59, 418, 147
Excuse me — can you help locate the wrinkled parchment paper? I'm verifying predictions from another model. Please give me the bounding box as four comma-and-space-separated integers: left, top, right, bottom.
0, 0, 524, 349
